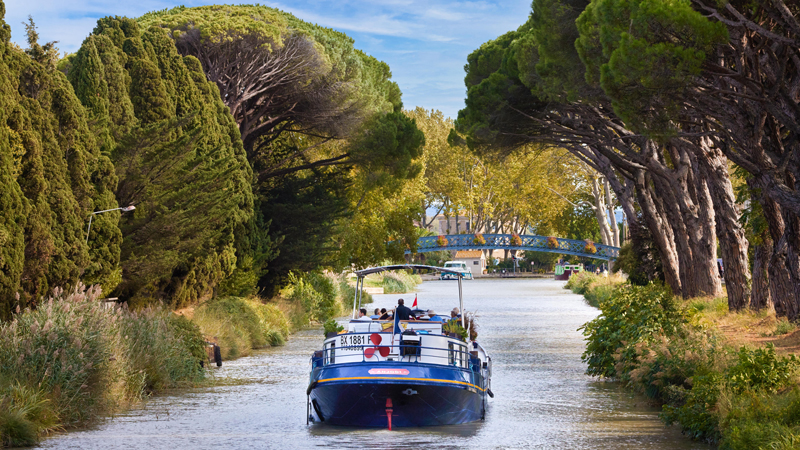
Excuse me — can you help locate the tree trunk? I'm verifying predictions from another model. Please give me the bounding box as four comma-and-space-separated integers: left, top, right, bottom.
591, 176, 613, 246
750, 236, 772, 311
760, 191, 800, 320
697, 141, 751, 310
635, 171, 683, 296
605, 178, 620, 247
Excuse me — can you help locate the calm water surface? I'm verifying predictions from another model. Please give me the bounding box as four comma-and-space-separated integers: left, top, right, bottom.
38, 279, 707, 449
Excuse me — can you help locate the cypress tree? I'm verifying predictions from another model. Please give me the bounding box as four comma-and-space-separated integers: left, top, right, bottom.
68, 18, 259, 308
0, 5, 122, 316
0, 4, 28, 317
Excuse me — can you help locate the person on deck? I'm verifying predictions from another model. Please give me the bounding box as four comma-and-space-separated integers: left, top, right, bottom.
427, 309, 448, 322
355, 308, 372, 321
379, 308, 390, 320
395, 299, 416, 320
371, 308, 380, 319
451, 307, 461, 319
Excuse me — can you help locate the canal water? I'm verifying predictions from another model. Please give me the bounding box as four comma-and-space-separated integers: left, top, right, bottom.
37, 279, 706, 449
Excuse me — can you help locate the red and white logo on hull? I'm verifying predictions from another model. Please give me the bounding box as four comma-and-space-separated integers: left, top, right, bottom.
368, 368, 409, 375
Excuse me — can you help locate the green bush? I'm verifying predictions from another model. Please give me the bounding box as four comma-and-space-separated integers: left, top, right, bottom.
167, 315, 208, 362
340, 278, 373, 310
0, 382, 58, 447
323, 319, 344, 336
661, 373, 723, 443
564, 271, 596, 294
579, 283, 684, 378
727, 345, 800, 395
192, 296, 290, 359
583, 284, 614, 308
381, 271, 419, 294
307, 272, 341, 322
119, 309, 206, 394
720, 389, 800, 450
282, 273, 322, 328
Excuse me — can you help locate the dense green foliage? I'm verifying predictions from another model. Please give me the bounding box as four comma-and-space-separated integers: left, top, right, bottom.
65, 17, 260, 308
192, 296, 288, 359
138, 5, 425, 291
579, 283, 684, 378
573, 279, 800, 446
0, 7, 121, 318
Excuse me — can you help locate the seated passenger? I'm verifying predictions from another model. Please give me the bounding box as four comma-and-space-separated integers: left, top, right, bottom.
354, 308, 372, 321
451, 307, 461, 319
427, 309, 448, 322
379, 308, 390, 320
370, 308, 380, 319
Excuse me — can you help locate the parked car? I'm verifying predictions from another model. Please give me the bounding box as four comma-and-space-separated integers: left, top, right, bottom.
440, 261, 474, 280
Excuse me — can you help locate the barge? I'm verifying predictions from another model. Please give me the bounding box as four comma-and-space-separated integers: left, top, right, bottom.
306, 264, 492, 428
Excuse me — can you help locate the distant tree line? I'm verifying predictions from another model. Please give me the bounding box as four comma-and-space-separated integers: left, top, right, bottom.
455, 0, 800, 316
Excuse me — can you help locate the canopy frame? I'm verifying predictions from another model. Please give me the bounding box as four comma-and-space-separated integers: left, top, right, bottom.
350, 265, 464, 328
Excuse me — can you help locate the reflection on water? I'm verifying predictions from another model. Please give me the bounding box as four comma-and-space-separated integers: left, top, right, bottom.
37, 279, 706, 449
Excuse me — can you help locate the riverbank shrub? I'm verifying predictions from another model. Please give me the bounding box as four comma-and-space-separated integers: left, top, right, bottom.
0, 285, 206, 447
192, 296, 290, 359
576, 279, 800, 447
566, 272, 624, 308
381, 271, 421, 294
580, 283, 684, 378
340, 277, 373, 310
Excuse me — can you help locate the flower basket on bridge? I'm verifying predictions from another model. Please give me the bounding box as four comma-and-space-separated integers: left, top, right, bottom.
583, 240, 597, 254
437, 235, 449, 247
510, 234, 522, 246
473, 233, 486, 245
546, 236, 559, 249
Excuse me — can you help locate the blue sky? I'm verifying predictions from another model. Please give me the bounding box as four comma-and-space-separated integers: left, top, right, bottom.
4, 0, 532, 119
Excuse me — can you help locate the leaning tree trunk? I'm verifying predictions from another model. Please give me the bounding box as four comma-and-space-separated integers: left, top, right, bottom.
651, 173, 701, 296
698, 141, 751, 309
750, 235, 772, 311
760, 190, 800, 320
605, 178, 621, 247
591, 176, 613, 246
635, 170, 683, 296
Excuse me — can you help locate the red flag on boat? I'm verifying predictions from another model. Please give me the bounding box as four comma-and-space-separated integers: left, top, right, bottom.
412, 294, 417, 307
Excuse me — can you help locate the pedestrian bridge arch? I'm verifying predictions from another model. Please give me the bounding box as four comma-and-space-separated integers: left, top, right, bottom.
406, 234, 619, 261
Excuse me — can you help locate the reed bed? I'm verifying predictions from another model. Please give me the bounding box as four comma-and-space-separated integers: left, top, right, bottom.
0, 285, 206, 447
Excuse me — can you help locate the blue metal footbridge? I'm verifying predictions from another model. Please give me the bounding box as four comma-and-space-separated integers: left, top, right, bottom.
406, 234, 619, 260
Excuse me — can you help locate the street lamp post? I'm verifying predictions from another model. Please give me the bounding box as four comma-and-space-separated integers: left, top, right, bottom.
86, 205, 135, 244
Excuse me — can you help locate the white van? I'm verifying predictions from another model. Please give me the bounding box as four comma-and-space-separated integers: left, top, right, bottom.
440, 261, 473, 280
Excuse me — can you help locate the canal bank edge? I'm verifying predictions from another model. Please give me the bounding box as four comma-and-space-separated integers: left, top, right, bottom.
568, 272, 800, 448
0, 271, 419, 448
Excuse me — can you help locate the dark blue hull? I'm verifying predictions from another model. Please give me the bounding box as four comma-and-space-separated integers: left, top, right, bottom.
308, 362, 487, 427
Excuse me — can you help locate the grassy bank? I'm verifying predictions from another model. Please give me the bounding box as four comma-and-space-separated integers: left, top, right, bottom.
569, 273, 800, 448
0, 285, 206, 447
190, 272, 369, 360
362, 270, 422, 294
0, 271, 371, 447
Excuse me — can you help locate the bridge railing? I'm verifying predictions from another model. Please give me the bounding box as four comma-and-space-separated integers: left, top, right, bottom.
408, 234, 619, 260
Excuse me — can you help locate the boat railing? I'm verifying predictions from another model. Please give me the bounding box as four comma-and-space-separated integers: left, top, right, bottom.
311, 342, 483, 373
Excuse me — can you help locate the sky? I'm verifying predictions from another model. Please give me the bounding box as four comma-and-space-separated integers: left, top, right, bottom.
3, 0, 532, 119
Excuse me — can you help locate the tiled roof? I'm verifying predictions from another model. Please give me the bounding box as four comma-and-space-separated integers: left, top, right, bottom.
455, 250, 483, 258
